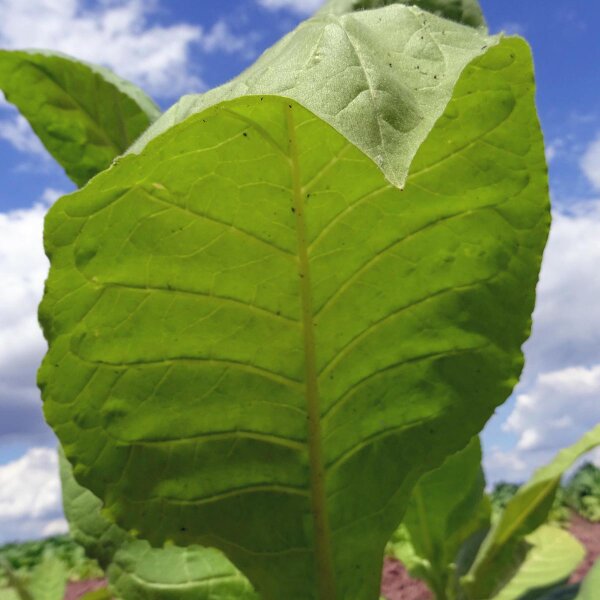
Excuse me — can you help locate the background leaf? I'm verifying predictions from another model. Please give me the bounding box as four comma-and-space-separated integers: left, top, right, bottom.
491, 526, 585, 600
463, 423, 600, 599
0, 50, 160, 186
325, 0, 486, 28
27, 555, 68, 600
574, 558, 600, 599
129, 4, 496, 188
41, 32, 549, 599
388, 437, 490, 597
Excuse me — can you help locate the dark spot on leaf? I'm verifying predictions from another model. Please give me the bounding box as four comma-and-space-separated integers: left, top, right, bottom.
180, 527, 187, 532
288, 104, 292, 108
291, 207, 296, 213
243, 132, 248, 137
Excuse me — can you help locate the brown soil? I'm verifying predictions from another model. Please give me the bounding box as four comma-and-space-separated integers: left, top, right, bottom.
380, 557, 432, 600
568, 513, 600, 584
64, 578, 108, 600
63, 514, 599, 600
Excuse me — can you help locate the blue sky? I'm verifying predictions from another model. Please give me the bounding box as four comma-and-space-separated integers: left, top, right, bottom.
0, 0, 599, 542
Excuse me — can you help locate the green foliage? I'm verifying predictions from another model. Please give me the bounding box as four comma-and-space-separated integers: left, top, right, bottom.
60, 448, 259, 600
387, 437, 490, 598
20, 0, 548, 598
0, 536, 99, 580
574, 558, 600, 599
490, 482, 520, 517
564, 463, 600, 522
463, 424, 600, 599
343, 0, 485, 27
0, 554, 67, 600
491, 526, 584, 600
387, 425, 600, 599
0, 49, 159, 186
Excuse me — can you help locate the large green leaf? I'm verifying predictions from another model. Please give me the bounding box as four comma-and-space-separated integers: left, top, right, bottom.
325, 0, 486, 28
492, 526, 585, 600
60, 447, 258, 599
463, 423, 600, 599
0, 50, 160, 186
129, 4, 496, 188
388, 437, 490, 597
40, 26, 549, 598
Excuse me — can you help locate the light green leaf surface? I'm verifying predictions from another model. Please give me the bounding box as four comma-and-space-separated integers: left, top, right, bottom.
40, 30, 549, 599
60, 447, 258, 599
324, 0, 486, 28
575, 559, 600, 599
492, 526, 585, 600
0, 50, 160, 186
130, 4, 495, 188
389, 437, 490, 597
28, 556, 68, 600
464, 423, 600, 599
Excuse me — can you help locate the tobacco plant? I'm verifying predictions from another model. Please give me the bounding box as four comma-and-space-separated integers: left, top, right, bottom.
0, 0, 551, 598
387, 423, 600, 599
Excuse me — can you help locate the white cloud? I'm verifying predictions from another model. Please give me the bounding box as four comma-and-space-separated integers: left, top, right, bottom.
581, 133, 600, 190
545, 137, 565, 164
0, 447, 67, 543
0, 0, 202, 98
0, 113, 49, 158
199, 21, 260, 58
0, 191, 64, 446
520, 201, 600, 382
506, 365, 600, 451
257, 0, 324, 15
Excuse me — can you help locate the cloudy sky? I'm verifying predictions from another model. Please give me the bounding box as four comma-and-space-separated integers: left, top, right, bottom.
0, 0, 599, 543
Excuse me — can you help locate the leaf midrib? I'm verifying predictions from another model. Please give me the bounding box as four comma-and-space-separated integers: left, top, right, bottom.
286, 103, 337, 599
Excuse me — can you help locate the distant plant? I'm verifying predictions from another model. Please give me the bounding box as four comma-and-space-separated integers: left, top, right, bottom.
564, 463, 600, 522
386, 424, 600, 600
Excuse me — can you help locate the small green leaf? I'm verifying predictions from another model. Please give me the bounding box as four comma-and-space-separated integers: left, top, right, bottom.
492, 526, 585, 600
28, 555, 68, 600
575, 559, 600, 600
388, 437, 490, 597
464, 424, 600, 598
0, 50, 160, 186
